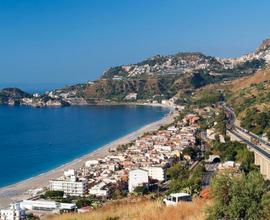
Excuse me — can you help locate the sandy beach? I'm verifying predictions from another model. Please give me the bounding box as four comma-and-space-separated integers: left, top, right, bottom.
0, 107, 175, 208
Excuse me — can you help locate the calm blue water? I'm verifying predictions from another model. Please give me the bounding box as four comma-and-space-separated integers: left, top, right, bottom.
0, 105, 168, 188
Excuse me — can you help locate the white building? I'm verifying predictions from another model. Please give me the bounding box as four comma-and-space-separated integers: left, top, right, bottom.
161, 99, 174, 106
125, 93, 137, 100
89, 182, 111, 197
64, 169, 76, 177
144, 166, 165, 182
19, 200, 76, 213
85, 160, 99, 167
128, 168, 149, 192
49, 175, 87, 197
167, 126, 178, 132
0, 203, 25, 220
154, 145, 172, 152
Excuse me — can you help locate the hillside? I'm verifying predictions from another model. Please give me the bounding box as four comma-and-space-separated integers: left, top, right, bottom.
230, 68, 270, 91
0, 88, 31, 105
0, 87, 70, 107
226, 68, 270, 138
48, 38, 270, 104
46, 197, 207, 220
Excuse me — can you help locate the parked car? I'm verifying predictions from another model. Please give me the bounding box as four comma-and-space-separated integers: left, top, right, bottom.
163, 192, 192, 206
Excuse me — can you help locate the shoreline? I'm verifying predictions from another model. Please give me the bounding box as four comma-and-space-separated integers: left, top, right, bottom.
0, 105, 175, 208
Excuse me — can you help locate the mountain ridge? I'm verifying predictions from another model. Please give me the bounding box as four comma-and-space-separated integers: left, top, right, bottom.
1, 37, 269, 106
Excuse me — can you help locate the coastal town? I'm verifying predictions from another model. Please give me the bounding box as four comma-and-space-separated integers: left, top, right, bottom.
0, 97, 244, 220
2, 1, 270, 219
1, 41, 270, 218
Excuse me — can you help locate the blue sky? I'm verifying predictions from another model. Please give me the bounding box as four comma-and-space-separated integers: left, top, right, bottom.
0, 0, 270, 85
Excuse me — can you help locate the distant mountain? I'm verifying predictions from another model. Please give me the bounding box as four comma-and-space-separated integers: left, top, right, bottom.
0, 88, 31, 105
1, 38, 270, 106
0, 87, 69, 107
61, 38, 269, 103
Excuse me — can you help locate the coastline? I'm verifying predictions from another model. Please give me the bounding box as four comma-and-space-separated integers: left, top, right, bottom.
0, 105, 175, 208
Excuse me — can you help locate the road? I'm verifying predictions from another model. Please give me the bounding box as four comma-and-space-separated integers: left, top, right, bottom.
224, 105, 270, 160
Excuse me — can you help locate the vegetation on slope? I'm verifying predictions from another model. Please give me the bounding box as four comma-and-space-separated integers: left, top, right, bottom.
206, 170, 270, 220
0, 88, 32, 104
167, 163, 204, 195
47, 197, 207, 220
227, 68, 270, 138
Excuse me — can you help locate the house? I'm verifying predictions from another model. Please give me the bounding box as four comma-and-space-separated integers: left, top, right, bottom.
125, 93, 137, 100
85, 160, 99, 167
144, 166, 165, 182
128, 168, 149, 192
161, 100, 174, 106
154, 145, 172, 152
167, 126, 178, 132
89, 182, 112, 197
49, 175, 87, 197
0, 203, 25, 220
64, 169, 76, 177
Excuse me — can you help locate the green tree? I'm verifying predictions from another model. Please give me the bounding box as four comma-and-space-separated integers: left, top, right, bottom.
76, 198, 93, 208
182, 147, 197, 160
215, 110, 227, 136
167, 163, 204, 195
206, 170, 270, 220
236, 147, 256, 173
133, 185, 149, 195
166, 163, 188, 180
43, 190, 64, 199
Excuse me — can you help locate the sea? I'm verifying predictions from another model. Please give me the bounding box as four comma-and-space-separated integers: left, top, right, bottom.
0, 104, 168, 188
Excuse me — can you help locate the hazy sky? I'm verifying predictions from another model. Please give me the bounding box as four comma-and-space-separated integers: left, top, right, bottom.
0, 0, 270, 85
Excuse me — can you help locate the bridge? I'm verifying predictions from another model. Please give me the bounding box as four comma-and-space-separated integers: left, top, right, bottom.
224, 106, 270, 180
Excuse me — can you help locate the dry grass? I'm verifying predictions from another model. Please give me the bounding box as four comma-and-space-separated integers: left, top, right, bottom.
230, 68, 270, 91
46, 198, 208, 220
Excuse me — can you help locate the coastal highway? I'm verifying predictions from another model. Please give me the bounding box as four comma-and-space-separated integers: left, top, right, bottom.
225, 106, 270, 148
224, 105, 270, 160
229, 129, 270, 159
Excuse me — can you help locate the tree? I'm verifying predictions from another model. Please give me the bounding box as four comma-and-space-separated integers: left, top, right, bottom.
43, 190, 64, 199
182, 147, 199, 160
206, 170, 270, 220
76, 198, 93, 208
167, 163, 204, 195
236, 147, 256, 173
166, 163, 188, 180
215, 110, 227, 136
133, 185, 149, 195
